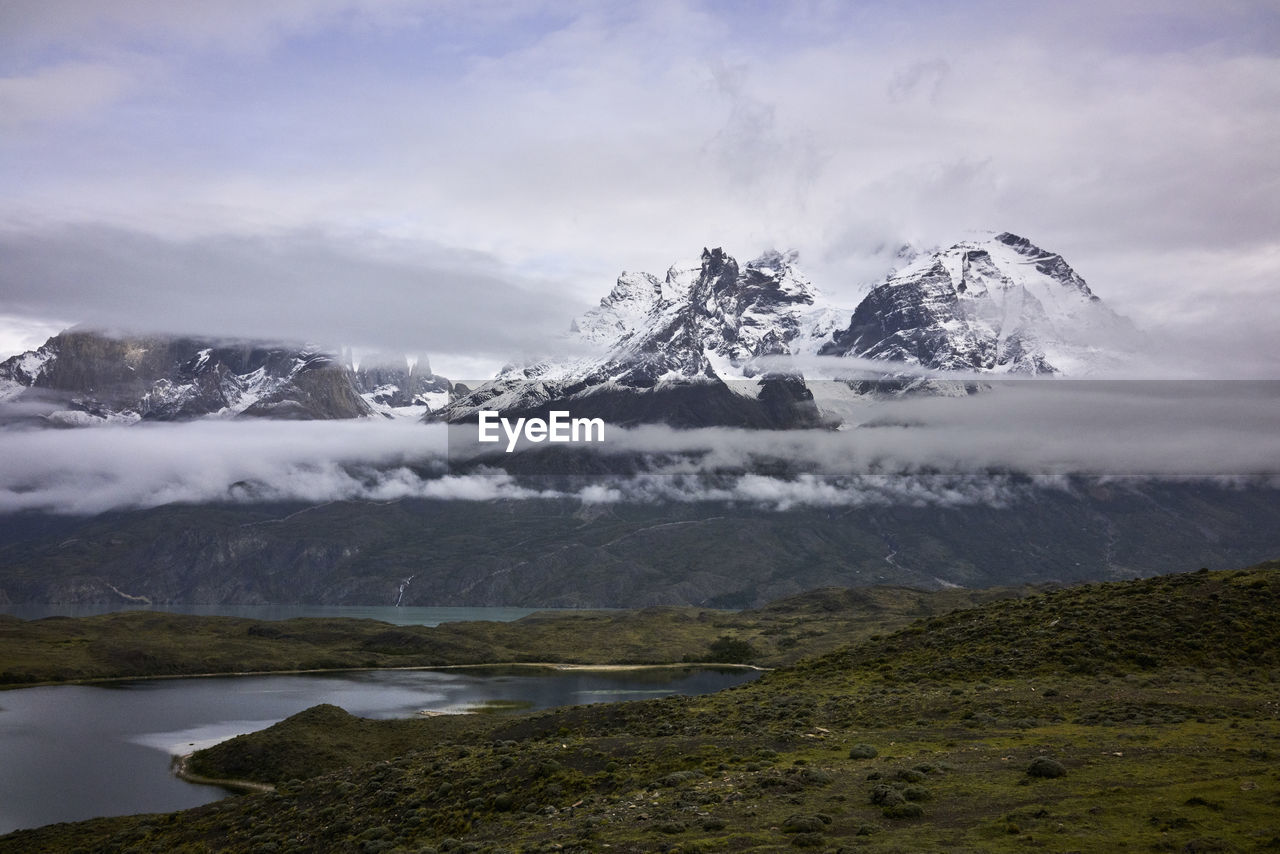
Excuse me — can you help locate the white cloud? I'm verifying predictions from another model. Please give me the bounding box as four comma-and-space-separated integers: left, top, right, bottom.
0, 226, 582, 358
0, 0, 428, 58
2, 380, 1274, 514
0, 315, 68, 361
0, 62, 137, 130
0, 1, 1276, 373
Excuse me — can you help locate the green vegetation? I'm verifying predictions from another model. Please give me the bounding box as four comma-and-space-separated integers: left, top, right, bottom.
704, 635, 758, 664
0, 584, 1026, 687
2, 561, 1279, 853
187, 704, 468, 786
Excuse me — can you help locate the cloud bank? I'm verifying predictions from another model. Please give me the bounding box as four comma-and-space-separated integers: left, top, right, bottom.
1, 381, 1275, 515
0, 225, 581, 360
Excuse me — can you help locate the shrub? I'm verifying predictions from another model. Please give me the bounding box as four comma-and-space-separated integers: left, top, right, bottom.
1026, 756, 1067, 779
869, 784, 905, 807
708, 636, 758, 663
798, 767, 833, 785
790, 832, 825, 847
883, 802, 924, 819
848, 743, 878, 759
655, 770, 704, 787
781, 814, 830, 833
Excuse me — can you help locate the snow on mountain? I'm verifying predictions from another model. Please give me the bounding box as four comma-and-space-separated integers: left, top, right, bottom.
571, 271, 665, 347
1, 232, 1135, 431
442, 247, 848, 428
820, 232, 1137, 375
0, 343, 56, 403
0, 331, 375, 424
351, 352, 451, 419
0, 331, 464, 426
442, 233, 1137, 429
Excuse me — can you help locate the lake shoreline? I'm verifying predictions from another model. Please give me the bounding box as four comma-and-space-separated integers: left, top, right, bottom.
1, 660, 768, 692
171, 754, 275, 795
0, 664, 763, 834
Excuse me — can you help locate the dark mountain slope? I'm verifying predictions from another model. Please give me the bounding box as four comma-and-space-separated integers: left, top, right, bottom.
1, 479, 1277, 606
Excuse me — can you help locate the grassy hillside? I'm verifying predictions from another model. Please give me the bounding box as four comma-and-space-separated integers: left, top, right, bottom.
0, 584, 1025, 686
2, 562, 1278, 853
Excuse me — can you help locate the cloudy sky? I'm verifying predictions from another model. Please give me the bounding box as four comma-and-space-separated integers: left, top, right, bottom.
2, 0, 1278, 376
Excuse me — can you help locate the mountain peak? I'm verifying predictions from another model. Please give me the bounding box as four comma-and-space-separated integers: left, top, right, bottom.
993, 231, 1030, 247
573, 270, 665, 346
442, 233, 1137, 429
443, 245, 839, 428
821, 232, 1134, 374
696, 247, 739, 294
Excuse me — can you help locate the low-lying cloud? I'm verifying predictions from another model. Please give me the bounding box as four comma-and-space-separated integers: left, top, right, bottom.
568, 381, 1280, 478
0, 380, 1275, 515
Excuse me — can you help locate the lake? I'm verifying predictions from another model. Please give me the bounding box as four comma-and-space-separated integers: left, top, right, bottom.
0, 665, 757, 835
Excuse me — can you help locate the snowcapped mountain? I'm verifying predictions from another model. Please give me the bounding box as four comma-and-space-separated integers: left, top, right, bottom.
351, 351, 451, 419
820, 232, 1136, 374
0, 331, 377, 425
443, 248, 847, 428
571, 248, 847, 366
0, 233, 1134, 430
442, 233, 1136, 429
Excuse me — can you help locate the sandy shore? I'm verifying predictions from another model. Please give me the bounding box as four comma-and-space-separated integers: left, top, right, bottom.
424, 661, 768, 672
171, 753, 275, 795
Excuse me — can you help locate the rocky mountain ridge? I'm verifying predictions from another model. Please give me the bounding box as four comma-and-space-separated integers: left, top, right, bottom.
441, 232, 1136, 428
443, 246, 844, 428
0, 331, 449, 425
348, 351, 451, 419
0, 232, 1136, 428
821, 231, 1136, 374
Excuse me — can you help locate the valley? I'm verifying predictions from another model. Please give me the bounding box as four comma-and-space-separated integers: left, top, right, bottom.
1, 561, 1275, 852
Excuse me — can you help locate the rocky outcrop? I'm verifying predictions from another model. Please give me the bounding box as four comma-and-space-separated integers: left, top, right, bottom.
352, 353, 451, 417
0, 330, 372, 423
